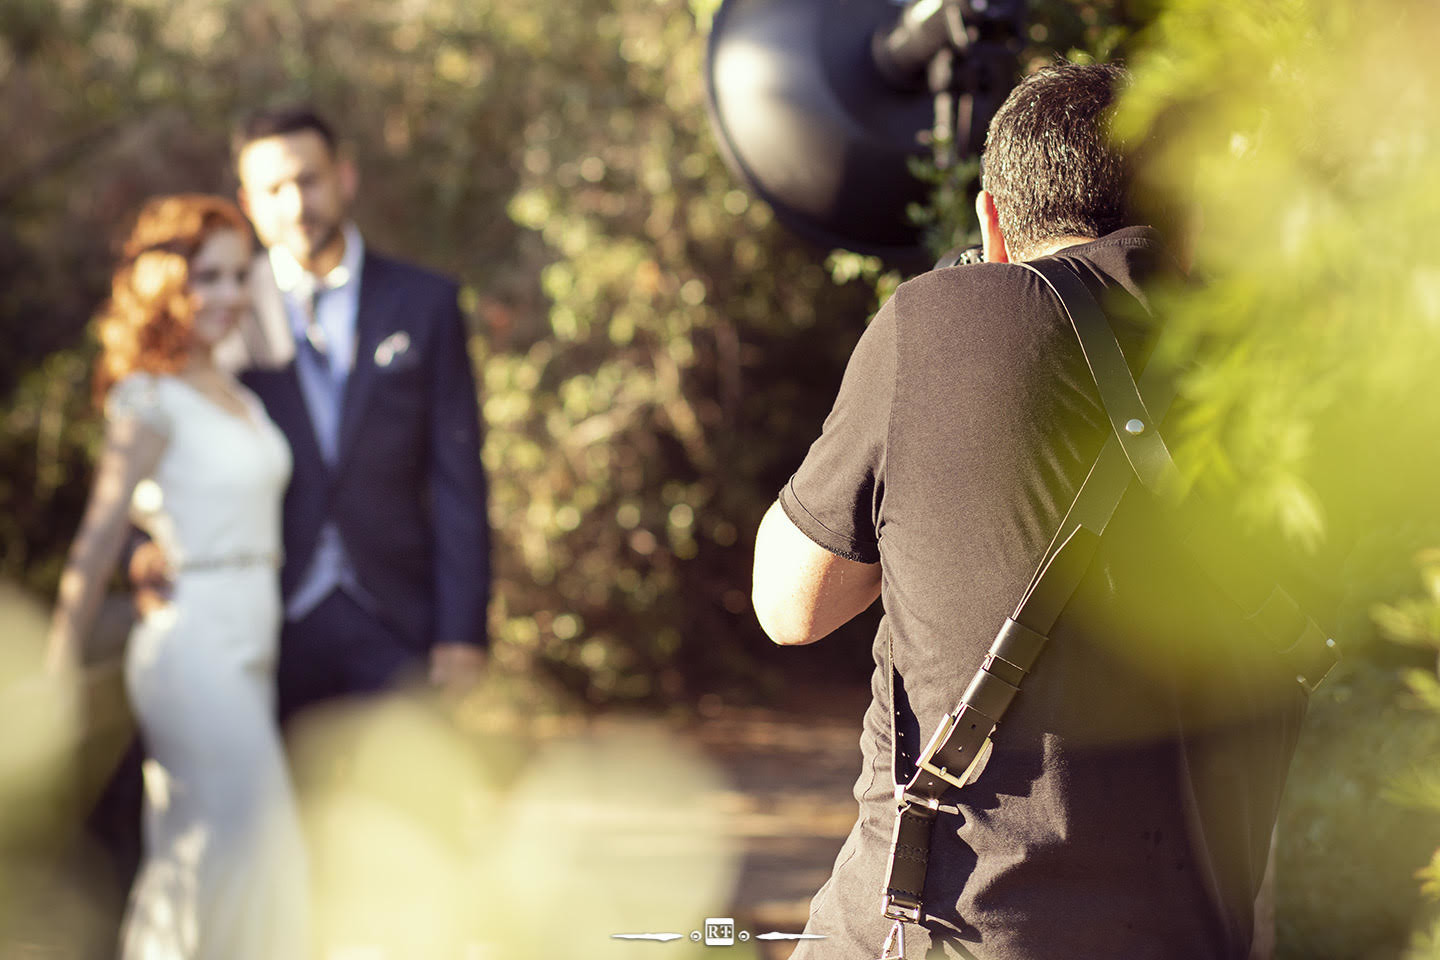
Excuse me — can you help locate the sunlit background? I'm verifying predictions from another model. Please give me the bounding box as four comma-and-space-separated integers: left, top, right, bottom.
3, 0, 1440, 957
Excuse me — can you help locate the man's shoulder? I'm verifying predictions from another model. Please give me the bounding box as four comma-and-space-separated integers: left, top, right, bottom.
889, 261, 1045, 333
900, 260, 1033, 295
362, 249, 461, 296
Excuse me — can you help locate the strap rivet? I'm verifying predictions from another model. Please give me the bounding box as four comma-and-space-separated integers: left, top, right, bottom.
1124, 418, 1146, 435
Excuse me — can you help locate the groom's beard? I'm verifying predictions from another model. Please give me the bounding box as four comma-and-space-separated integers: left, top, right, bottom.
297, 218, 346, 267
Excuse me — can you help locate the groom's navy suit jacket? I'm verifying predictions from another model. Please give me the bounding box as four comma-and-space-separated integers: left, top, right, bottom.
236, 250, 490, 656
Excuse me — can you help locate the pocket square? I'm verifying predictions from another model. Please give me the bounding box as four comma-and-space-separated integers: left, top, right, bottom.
374, 331, 412, 368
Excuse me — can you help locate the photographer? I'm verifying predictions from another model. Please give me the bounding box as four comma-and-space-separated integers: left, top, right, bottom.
752, 61, 1305, 959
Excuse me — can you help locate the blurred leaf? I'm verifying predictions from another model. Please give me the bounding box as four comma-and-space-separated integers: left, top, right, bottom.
1421, 848, 1440, 901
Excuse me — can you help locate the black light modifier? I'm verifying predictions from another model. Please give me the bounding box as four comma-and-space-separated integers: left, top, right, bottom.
705, 0, 1023, 261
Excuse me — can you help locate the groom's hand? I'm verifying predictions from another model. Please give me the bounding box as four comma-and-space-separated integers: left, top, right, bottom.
128, 539, 173, 617
429, 642, 486, 692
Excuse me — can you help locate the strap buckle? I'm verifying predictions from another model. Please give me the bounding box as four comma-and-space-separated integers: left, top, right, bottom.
882, 891, 922, 924
915, 708, 995, 791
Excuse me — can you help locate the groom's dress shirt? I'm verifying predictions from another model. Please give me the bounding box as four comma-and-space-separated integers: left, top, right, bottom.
271, 223, 374, 620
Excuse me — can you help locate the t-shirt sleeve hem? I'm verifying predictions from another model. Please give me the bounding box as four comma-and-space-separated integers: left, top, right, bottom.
778, 479, 881, 565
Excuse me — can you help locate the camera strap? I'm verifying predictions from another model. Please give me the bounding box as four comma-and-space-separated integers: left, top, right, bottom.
877, 256, 1338, 951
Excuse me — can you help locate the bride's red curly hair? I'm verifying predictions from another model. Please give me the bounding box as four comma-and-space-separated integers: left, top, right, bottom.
93, 195, 251, 405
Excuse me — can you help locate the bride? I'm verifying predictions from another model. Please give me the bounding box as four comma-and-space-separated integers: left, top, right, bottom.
46, 195, 306, 959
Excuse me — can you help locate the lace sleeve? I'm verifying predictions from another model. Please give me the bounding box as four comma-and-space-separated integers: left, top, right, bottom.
104, 374, 172, 436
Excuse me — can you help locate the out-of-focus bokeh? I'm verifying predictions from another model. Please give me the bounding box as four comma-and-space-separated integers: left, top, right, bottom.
1118, 2, 1440, 955
4, 0, 1440, 958
290, 698, 740, 960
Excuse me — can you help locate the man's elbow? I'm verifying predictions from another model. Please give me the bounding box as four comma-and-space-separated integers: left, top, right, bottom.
751, 498, 852, 646
751, 589, 820, 646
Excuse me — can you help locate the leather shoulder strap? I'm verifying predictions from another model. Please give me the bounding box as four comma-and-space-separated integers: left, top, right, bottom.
1022, 257, 1182, 496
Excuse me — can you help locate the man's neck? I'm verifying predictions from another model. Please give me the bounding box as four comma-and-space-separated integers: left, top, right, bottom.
301, 231, 347, 278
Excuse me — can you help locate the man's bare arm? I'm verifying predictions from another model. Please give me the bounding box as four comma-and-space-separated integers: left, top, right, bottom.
752, 500, 881, 646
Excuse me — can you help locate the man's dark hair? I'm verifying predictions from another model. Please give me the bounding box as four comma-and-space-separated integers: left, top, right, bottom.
981, 61, 1132, 257
232, 104, 338, 164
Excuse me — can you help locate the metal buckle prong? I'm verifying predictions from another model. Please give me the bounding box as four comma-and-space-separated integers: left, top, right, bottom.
918, 735, 992, 791
914, 707, 994, 791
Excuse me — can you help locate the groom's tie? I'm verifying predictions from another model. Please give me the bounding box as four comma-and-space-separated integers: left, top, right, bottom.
301, 285, 334, 373
296, 283, 345, 463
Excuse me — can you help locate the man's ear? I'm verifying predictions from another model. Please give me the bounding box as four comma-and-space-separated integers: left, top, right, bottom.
976, 189, 1010, 264
338, 152, 360, 205
237, 186, 252, 222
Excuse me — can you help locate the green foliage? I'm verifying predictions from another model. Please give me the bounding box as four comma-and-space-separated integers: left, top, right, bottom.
906, 151, 981, 259
1116, 0, 1440, 564
1376, 551, 1440, 959
1115, 1, 1440, 954
1277, 662, 1440, 960
1023, 0, 1158, 66
0, 352, 98, 592
468, 0, 906, 703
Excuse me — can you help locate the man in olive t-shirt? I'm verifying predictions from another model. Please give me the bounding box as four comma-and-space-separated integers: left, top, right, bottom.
751, 62, 1305, 960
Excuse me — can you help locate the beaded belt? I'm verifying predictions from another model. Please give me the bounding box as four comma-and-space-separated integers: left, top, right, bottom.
176, 551, 280, 573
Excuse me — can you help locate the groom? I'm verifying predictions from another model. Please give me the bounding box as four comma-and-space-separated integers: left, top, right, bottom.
222, 105, 490, 717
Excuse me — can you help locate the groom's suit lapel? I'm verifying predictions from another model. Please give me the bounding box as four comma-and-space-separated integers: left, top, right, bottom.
271, 370, 332, 480
335, 252, 391, 473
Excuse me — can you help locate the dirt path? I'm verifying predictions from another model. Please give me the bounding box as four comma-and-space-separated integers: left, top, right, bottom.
680, 685, 872, 958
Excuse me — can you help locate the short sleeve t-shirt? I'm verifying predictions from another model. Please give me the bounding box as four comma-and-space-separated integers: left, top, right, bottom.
779, 228, 1307, 960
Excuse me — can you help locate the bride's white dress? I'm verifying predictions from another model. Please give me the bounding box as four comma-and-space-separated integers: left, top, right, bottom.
106, 373, 306, 960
